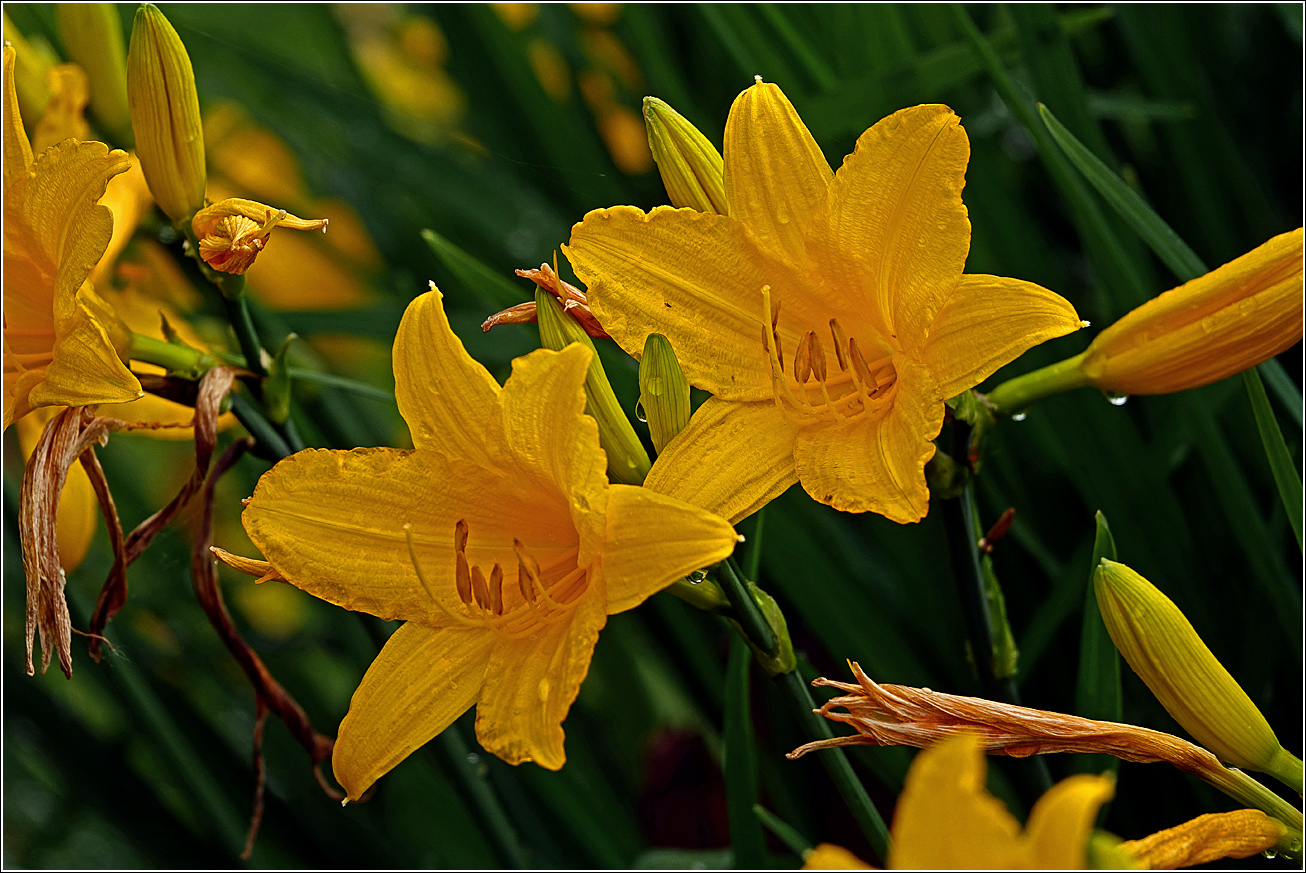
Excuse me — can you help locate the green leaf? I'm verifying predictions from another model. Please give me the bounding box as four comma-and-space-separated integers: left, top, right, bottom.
1073, 512, 1121, 781
723, 637, 765, 868
1243, 368, 1304, 550
1259, 359, 1304, 429
1038, 103, 1208, 282
421, 228, 526, 310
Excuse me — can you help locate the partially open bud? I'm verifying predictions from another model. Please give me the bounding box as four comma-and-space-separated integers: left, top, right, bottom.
643, 96, 726, 214
192, 198, 328, 275
127, 3, 205, 221
1094, 559, 1302, 788
536, 284, 651, 485
57, 3, 132, 145
638, 334, 689, 454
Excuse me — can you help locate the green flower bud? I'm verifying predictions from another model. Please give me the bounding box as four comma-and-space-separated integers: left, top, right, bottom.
127, 3, 205, 221
638, 334, 690, 454
643, 96, 726, 214
1094, 559, 1302, 790
57, 3, 132, 145
536, 287, 651, 485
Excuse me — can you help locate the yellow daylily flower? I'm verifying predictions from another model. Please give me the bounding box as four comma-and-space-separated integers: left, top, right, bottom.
3, 44, 141, 430
889, 733, 1113, 869
234, 286, 738, 799
565, 80, 1084, 523
802, 843, 873, 869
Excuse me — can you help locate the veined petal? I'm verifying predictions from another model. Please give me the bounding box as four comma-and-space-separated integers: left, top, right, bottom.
243, 447, 576, 625
644, 397, 801, 524
392, 286, 503, 462
794, 356, 942, 522
30, 292, 141, 411
601, 484, 738, 613
724, 80, 831, 269
333, 622, 493, 801
806, 105, 970, 353
924, 274, 1084, 399
566, 205, 791, 401
888, 734, 1024, 869
475, 566, 608, 770
498, 345, 609, 563
1024, 773, 1115, 868
16, 409, 98, 571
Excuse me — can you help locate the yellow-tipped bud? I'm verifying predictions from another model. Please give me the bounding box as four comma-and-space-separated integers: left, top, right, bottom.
643, 96, 726, 214
1093, 559, 1302, 788
535, 286, 651, 485
191, 198, 328, 275
57, 3, 132, 145
127, 3, 205, 221
1080, 228, 1304, 396
638, 334, 690, 454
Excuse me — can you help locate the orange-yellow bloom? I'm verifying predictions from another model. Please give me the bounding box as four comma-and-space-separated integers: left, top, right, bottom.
191, 198, 328, 276
888, 733, 1113, 869
3, 44, 141, 430
232, 287, 738, 798
566, 80, 1084, 523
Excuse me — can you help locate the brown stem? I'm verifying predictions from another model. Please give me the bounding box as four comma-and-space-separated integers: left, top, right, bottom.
81, 447, 128, 662
241, 697, 270, 861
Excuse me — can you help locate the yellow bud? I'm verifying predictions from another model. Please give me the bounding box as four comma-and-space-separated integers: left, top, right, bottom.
536, 286, 651, 485
57, 3, 132, 145
638, 334, 690, 454
3, 12, 55, 123
127, 3, 205, 221
643, 96, 726, 214
1093, 559, 1302, 787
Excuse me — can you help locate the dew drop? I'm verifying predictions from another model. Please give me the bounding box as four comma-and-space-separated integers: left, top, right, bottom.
466, 752, 480, 766
1011, 411, 1028, 422
1263, 850, 1278, 860
1105, 392, 1129, 406
647, 375, 664, 397
688, 569, 708, 584
634, 399, 648, 422
538, 678, 551, 702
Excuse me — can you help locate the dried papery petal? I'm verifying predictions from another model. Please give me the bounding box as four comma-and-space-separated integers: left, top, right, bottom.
1120, 809, 1287, 870
481, 263, 610, 338
20, 407, 126, 677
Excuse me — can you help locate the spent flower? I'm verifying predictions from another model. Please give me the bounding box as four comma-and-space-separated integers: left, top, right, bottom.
191, 198, 329, 276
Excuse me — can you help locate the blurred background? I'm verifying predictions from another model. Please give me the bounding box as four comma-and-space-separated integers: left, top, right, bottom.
3, 3, 1302, 867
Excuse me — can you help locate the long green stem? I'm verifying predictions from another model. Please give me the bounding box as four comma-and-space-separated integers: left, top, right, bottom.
128, 332, 219, 375
985, 353, 1091, 415
229, 392, 291, 461
777, 670, 891, 860
715, 559, 775, 656
222, 290, 268, 379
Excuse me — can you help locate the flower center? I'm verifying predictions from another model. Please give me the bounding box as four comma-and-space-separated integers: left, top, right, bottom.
758, 285, 897, 426
404, 519, 589, 640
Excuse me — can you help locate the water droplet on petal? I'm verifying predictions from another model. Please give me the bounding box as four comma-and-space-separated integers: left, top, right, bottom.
634, 400, 647, 422
1106, 392, 1129, 406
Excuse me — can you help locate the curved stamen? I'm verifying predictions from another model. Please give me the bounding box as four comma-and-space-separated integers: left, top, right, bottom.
404, 524, 488, 630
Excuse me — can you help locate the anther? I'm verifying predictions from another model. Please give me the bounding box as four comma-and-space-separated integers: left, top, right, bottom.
456, 551, 473, 605
848, 337, 878, 392
829, 319, 848, 371
514, 538, 541, 602
809, 332, 827, 383
489, 564, 504, 615
455, 518, 469, 554
471, 565, 492, 612
794, 331, 813, 384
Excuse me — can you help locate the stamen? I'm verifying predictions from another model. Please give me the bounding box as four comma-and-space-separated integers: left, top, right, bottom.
809, 332, 827, 383
488, 564, 504, 615
403, 524, 486, 629
794, 331, 813, 384
455, 518, 469, 553
848, 337, 878, 393
471, 565, 492, 611
455, 551, 473, 605
829, 319, 848, 371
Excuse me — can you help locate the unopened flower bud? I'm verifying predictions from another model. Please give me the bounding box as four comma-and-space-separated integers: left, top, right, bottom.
57, 3, 132, 145
1094, 559, 1302, 788
127, 3, 205, 221
3, 13, 54, 124
192, 198, 328, 275
638, 334, 689, 454
536, 286, 651, 485
643, 96, 726, 214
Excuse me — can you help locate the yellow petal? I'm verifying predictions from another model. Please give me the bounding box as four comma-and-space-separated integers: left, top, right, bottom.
566, 205, 800, 401
474, 567, 608, 770
3, 44, 34, 187
243, 447, 575, 624
32, 63, 90, 153
32, 289, 141, 411
1119, 809, 1289, 869
1081, 228, 1303, 395
1024, 773, 1115, 868
392, 286, 503, 462
806, 105, 970, 354
498, 344, 609, 564
803, 844, 873, 870
333, 621, 493, 801
889, 733, 1025, 869
925, 274, 1085, 399
723, 80, 831, 268
793, 356, 942, 522
601, 484, 738, 613
644, 396, 801, 524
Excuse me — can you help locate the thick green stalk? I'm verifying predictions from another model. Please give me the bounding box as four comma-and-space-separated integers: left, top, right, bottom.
715, 559, 776, 656
128, 331, 218, 375
985, 353, 1090, 415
